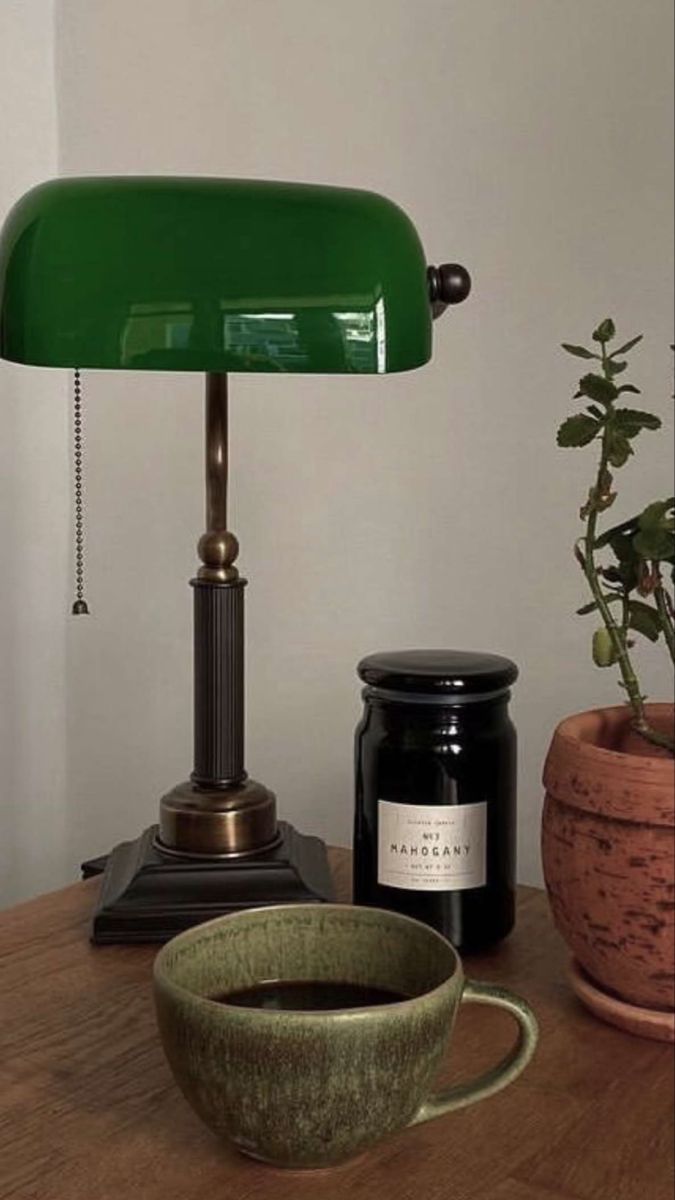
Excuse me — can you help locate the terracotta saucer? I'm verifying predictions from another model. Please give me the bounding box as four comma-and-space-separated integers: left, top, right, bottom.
570, 959, 675, 1043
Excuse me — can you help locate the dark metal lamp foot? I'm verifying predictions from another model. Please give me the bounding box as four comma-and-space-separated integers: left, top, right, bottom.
82, 822, 334, 944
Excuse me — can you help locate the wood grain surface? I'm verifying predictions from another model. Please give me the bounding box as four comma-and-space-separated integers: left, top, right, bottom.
0, 849, 673, 1200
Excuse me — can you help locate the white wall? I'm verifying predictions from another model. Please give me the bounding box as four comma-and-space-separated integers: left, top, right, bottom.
0, 1, 70, 905
2, 1, 673, 904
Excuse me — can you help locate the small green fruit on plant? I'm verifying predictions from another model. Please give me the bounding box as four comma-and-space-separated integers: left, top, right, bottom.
559, 319, 674, 754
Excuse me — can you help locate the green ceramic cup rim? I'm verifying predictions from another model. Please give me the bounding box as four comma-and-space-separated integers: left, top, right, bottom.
153, 902, 462, 1017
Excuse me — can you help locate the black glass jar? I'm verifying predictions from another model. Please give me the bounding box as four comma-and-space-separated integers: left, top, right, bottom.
353, 649, 518, 953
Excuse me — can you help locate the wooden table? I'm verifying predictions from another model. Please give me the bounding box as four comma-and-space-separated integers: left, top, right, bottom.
1, 850, 672, 1200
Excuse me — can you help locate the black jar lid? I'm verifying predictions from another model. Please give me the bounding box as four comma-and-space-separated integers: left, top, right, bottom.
357, 649, 518, 700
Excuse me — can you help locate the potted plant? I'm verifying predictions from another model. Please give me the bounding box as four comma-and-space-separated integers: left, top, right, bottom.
542, 319, 674, 1041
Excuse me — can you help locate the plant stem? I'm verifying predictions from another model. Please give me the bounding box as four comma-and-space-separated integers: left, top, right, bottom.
654, 569, 675, 664
583, 460, 646, 717
583, 345, 674, 754
621, 594, 630, 635
631, 724, 675, 752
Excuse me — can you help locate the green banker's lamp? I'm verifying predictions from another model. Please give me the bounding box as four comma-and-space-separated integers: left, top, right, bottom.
0, 176, 470, 942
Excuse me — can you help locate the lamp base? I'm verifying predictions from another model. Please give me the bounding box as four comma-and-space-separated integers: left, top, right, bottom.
82, 821, 334, 944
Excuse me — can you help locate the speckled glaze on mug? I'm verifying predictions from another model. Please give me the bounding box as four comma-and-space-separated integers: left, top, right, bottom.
153, 904, 537, 1169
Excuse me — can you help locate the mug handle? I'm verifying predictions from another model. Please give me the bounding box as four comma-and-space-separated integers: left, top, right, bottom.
409, 980, 538, 1127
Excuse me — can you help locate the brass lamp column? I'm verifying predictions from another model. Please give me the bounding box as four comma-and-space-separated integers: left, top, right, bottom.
159, 373, 279, 858
82, 370, 335, 942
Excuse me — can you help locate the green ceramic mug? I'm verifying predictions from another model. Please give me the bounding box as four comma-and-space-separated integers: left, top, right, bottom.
153, 903, 538, 1170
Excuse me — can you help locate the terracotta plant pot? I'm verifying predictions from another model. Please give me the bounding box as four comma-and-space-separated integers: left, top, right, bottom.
542, 703, 674, 1039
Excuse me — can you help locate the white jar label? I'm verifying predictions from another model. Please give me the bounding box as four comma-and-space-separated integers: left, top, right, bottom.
377, 800, 487, 892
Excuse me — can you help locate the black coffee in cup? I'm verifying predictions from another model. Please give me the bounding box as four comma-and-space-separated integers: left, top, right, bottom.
211, 980, 409, 1010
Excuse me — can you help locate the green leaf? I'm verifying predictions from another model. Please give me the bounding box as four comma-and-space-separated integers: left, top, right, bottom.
592, 627, 617, 666
638, 498, 675, 530
577, 594, 622, 616
613, 408, 662, 438
633, 528, 675, 561
592, 318, 616, 344
610, 335, 643, 357
610, 545, 640, 591
607, 430, 633, 468
610, 531, 640, 563
601, 566, 625, 584
557, 414, 601, 447
562, 343, 597, 359
587, 405, 605, 420
606, 360, 628, 376
577, 374, 619, 405
594, 515, 639, 549
607, 532, 640, 591
628, 600, 662, 642
617, 384, 642, 395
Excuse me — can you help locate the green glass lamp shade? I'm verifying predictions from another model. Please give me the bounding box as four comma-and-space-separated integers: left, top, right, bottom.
0, 176, 433, 374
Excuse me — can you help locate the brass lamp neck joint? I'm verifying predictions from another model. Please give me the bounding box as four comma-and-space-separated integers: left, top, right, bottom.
198, 373, 239, 582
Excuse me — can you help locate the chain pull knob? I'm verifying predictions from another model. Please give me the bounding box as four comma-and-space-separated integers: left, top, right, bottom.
71, 368, 90, 616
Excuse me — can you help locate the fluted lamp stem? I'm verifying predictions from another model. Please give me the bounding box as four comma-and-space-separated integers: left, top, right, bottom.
194, 374, 245, 785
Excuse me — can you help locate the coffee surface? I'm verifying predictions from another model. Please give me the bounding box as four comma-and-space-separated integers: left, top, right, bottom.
211, 979, 410, 1011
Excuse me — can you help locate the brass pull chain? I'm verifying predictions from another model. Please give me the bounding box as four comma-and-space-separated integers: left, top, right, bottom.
72, 368, 89, 615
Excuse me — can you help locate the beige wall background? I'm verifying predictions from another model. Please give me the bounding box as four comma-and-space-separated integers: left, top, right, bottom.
1, 0, 673, 905
0, 0, 70, 905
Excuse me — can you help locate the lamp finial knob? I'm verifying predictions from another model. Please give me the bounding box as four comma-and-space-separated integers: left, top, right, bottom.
427, 263, 472, 318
